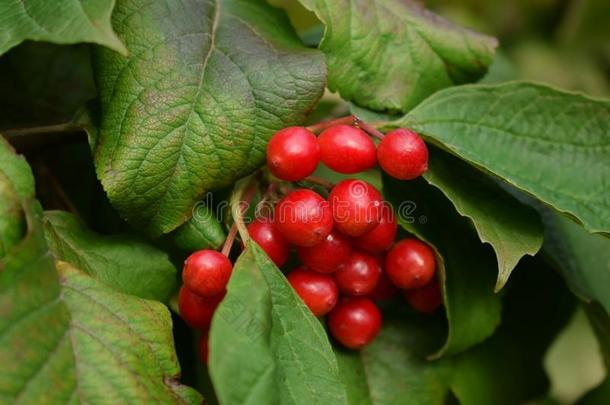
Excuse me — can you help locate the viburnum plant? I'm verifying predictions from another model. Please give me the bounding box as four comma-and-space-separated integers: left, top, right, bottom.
0, 0, 608, 405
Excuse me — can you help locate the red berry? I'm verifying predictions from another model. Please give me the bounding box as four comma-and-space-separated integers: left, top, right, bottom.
318, 125, 377, 174
275, 189, 333, 247
328, 179, 383, 236
287, 267, 338, 317
178, 287, 224, 329
327, 297, 382, 349
247, 218, 290, 267
267, 126, 320, 181
352, 208, 397, 253
404, 279, 442, 314
198, 332, 209, 365
369, 271, 399, 301
182, 250, 233, 297
377, 128, 428, 180
385, 239, 436, 289
296, 230, 351, 273
334, 251, 381, 296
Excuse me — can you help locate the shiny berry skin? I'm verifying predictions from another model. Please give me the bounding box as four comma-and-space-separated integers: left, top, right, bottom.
178, 287, 225, 329
247, 218, 290, 267
275, 189, 333, 247
352, 208, 397, 253
377, 128, 428, 180
404, 279, 442, 314
296, 230, 351, 273
287, 267, 338, 317
198, 332, 209, 365
267, 126, 320, 181
369, 271, 399, 301
182, 250, 233, 297
385, 238, 436, 289
328, 179, 383, 237
334, 251, 381, 296
327, 297, 382, 349
318, 125, 377, 174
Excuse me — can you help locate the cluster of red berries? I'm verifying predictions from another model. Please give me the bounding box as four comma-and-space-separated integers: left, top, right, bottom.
258, 123, 441, 349
177, 121, 441, 361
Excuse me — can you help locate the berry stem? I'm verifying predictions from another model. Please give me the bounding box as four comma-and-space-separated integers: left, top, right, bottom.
307, 115, 358, 133
356, 120, 385, 140
302, 176, 334, 190
307, 114, 385, 140
228, 176, 258, 250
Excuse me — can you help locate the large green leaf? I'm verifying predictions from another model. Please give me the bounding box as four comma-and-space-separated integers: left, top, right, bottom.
298, 0, 497, 112
422, 148, 543, 291
390, 82, 610, 234
543, 210, 610, 315
383, 176, 501, 357
43, 210, 177, 301
0, 142, 199, 403
0, 0, 126, 56
209, 242, 347, 404
335, 313, 451, 405
93, 0, 326, 236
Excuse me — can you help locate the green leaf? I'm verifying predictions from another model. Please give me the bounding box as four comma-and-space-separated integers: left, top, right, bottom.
298, 0, 497, 112
93, 0, 326, 236
450, 255, 576, 405
543, 210, 610, 315
0, 137, 34, 259
0, 0, 126, 56
383, 175, 501, 357
209, 242, 347, 405
422, 148, 543, 291
0, 200, 200, 403
43, 210, 177, 301
0, 137, 35, 200
390, 82, 610, 234
171, 203, 226, 251
335, 313, 451, 405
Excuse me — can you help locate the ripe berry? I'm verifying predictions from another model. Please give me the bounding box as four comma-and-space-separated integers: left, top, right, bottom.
287, 267, 338, 317
178, 287, 225, 329
247, 218, 290, 267
267, 126, 320, 181
404, 279, 442, 314
198, 332, 209, 365
328, 297, 382, 349
182, 250, 233, 297
296, 230, 351, 273
334, 251, 381, 296
275, 189, 333, 247
377, 128, 428, 180
318, 125, 377, 174
352, 208, 397, 253
369, 271, 399, 301
385, 238, 436, 289
329, 179, 383, 236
